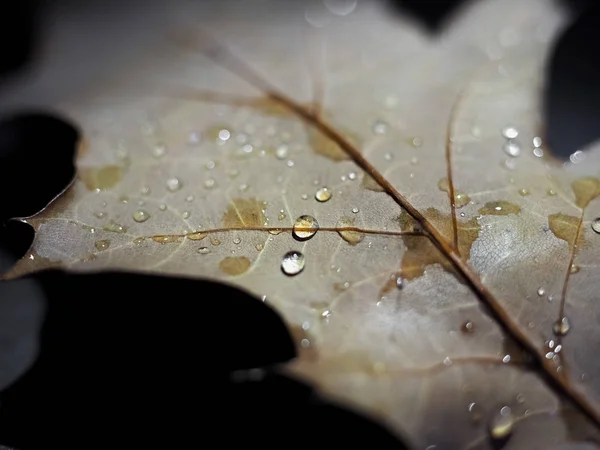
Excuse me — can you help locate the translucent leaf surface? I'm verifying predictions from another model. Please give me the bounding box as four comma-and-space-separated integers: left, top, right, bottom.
4, 0, 600, 448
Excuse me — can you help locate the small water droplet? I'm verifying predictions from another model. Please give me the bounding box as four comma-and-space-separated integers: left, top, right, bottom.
286, 160, 295, 167
553, 316, 571, 336
218, 129, 231, 142
461, 320, 475, 333
502, 126, 518, 139
103, 220, 128, 233
281, 250, 305, 276
533, 136, 542, 148
537, 287, 545, 296
410, 156, 419, 165
182, 211, 191, 219
197, 247, 210, 254
140, 186, 151, 196
233, 237, 241, 245
93, 211, 107, 219
443, 357, 452, 366
188, 131, 201, 145
489, 406, 514, 441
533, 147, 544, 157
372, 120, 388, 135
204, 178, 216, 189
351, 207, 359, 214
293, 215, 319, 240
275, 144, 289, 159
301, 193, 309, 200
268, 229, 283, 235
152, 143, 167, 158
95, 239, 110, 251
592, 218, 600, 234
133, 209, 150, 223
395, 276, 404, 290
503, 140, 521, 157
547, 188, 556, 196
211, 238, 221, 246
411, 137, 423, 147
255, 243, 264, 251
166, 177, 182, 192
159, 204, 167, 211
205, 160, 216, 170
348, 171, 357, 181
570, 263, 580, 273
518, 188, 530, 196
384, 152, 393, 161
502, 354, 511, 363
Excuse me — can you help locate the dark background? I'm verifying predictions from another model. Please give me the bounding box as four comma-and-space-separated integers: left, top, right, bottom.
0, 0, 598, 448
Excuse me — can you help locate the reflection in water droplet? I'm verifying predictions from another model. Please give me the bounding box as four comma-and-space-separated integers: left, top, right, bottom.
133, 209, 150, 223
489, 406, 514, 440
503, 140, 521, 157
95, 240, 110, 251
553, 316, 571, 336
281, 250, 305, 276
592, 218, 600, 234
502, 126, 518, 139
197, 247, 210, 254
293, 215, 319, 240
166, 177, 182, 192
315, 187, 332, 202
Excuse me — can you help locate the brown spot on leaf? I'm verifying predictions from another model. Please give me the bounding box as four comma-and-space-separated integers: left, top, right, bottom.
79, 165, 122, 191
361, 174, 385, 192
478, 201, 521, 216
398, 208, 480, 281
222, 198, 266, 228
219, 256, 252, 276
548, 213, 581, 248
571, 177, 600, 208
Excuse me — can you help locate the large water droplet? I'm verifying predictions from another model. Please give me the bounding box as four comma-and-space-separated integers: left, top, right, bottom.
133, 209, 150, 223
553, 316, 571, 336
166, 177, 182, 192
281, 250, 305, 276
336, 217, 364, 245
315, 187, 332, 202
293, 215, 319, 240
489, 406, 514, 441
592, 218, 600, 234
95, 239, 110, 251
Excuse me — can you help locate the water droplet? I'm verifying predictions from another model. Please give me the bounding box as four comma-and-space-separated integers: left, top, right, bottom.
188, 131, 201, 145
293, 215, 319, 240
301, 193, 309, 200
103, 220, 128, 233
533, 147, 544, 157
503, 140, 521, 157
255, 243, 264, 251
533, 136, 542, 148
490, 406, 514, 440
461, 320, 475, 333
351, 207, 359, 214
205, 160, 216, 170
348, 171, 357, 181
570, 263, 580, 273
159, 204, 167, 211
395, 276, 404, 290
410, 156, 419, 165
187, 231, 207, 241
281, 250, 305, 276
152, 235, 183, 244
315, 187, 332, 202
553, 316, 571, 336
182, 211, 191, 219
537, 287, 545, 296
411, 137, 423, 147
336, 217, 364, 245
502, 354, 511, 363
468, 402, 482, 423
218, 129, 231, 141
518, 188, 530, 196
204, 178, 216, 189
233, 237, 241, 244
372, 120, 388, 135
443, 357, 452, 366
570, 150, 586, 164
140, 186, 151, 196
211, 238, 221, 246
197, 247, 210, 254
324, 0, 357, 16
592, 218, 600, 234
268, 229, 283, 235
93, 211, 107, 219
132, 209, 150, 223
384, 152, 393, 161
286, 160, 295, 167
166, 177, 182, 192
502, 126, 518, 139
152, 143, 167, 158
95, 239, 110, 251
275, 144, 289, 159
547, 188, 556, 196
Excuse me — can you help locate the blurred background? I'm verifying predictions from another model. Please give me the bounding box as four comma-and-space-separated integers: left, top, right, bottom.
0, 0, 598, 448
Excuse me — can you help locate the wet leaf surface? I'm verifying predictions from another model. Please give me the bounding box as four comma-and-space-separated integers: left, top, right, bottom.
3, 0, 600, 448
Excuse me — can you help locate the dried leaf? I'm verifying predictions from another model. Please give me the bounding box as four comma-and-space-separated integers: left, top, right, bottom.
4, 0, 600, 448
